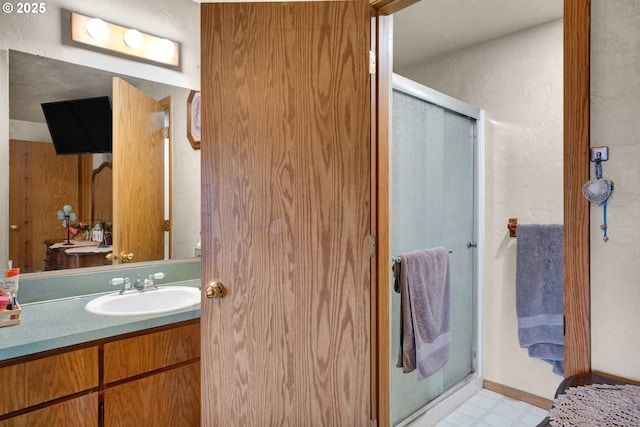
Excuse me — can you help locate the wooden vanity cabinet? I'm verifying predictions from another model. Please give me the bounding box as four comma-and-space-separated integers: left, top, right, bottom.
0, 320, 200, 427
102, 322, 201, 427
104, 362, 200, 427
0, 347, 99, 427
0, 394, 99, 427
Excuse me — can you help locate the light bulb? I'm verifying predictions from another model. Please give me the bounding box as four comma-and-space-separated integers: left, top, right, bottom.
124, 29, 144, 49
86, 18, 109, 40
153, 38, 176, 60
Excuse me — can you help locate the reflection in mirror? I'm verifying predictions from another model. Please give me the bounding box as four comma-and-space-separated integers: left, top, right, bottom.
8, 50, 200, 273
91, 162, 113, 226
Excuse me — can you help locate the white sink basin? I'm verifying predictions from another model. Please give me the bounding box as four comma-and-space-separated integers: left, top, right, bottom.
85, 286, 201, 317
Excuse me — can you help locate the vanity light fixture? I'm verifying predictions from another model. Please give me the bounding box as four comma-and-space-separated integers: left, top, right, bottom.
70, 12, 180, 68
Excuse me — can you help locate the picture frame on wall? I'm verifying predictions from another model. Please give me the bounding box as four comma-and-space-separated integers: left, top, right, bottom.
187, 90, 201, 149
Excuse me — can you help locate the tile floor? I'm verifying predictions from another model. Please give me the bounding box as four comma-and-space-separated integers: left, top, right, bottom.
411, 389, 549, 427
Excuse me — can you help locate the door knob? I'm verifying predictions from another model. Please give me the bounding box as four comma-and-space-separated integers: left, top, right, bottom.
105, 253, 116, 261
205, 280, 226, 299
119, 252, 135, 262
9, 225, 19, 232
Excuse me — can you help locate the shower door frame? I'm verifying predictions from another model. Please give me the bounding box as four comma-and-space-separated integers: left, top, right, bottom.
390, 73, 485, 426
372, 1, 591, 426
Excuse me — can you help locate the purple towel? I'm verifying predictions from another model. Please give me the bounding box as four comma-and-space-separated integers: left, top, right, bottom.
396, 247, 451, 380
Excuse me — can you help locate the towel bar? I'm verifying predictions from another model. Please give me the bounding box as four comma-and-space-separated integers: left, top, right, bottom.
392, 249, 453, 263
508, 218, 518, 237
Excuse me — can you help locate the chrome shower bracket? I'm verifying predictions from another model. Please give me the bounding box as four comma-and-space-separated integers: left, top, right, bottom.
590, 146, 609, 162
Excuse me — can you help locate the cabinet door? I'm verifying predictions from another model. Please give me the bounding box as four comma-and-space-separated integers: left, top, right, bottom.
104, 362, 200, 427
103, 323, 199, 384
0, 393, 98, 427
0, 347, 98, 416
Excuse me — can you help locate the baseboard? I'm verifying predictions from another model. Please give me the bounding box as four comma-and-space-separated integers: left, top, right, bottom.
483, 379, 553, 410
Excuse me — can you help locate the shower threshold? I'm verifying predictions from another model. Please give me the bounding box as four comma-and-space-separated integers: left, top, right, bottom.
396, 372, 483, 427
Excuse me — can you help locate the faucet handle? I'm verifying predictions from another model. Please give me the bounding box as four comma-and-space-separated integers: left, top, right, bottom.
142, 272, 164, 290
110, 277, 130, 294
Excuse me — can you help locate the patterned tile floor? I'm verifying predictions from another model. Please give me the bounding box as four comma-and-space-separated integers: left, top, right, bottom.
410, 389, 549, 427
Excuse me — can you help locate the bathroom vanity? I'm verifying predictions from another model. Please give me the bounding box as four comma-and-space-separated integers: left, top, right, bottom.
0, 259, 202, 427
0, 320, 200, 427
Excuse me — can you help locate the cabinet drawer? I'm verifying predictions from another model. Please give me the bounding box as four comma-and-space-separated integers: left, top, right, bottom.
0, 347, 98, 416
104, 362, 200, 427
0, 392, 98, 427
104, 322, 199, 384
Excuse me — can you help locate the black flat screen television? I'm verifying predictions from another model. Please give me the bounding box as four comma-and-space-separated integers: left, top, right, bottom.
41, 96, 112, 155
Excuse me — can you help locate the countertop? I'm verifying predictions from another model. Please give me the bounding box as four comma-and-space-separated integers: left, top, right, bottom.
0, 283, 201, 362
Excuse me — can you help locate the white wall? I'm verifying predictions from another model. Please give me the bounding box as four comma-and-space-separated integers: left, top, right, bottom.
0, 0, 201, 262
397, 20, 564, 399
0, 0, 199, 88
590, 0, 640, 382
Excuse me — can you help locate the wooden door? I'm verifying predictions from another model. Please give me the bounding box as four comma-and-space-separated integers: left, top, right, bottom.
8, 140, 80, 272
112, 78, 165, 264
200, 2, 372, 426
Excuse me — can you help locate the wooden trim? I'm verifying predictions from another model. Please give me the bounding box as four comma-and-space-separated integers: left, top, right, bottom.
370, 0, 421, 16
374, 11, 393, 427
563, 0, 591, 377
591, 371, 640, 386
483, 380, 553, 410
160, 96, 173, 259
370, 13, 379, 425
186, 90, 201, 150
78, 155, 93, 222
90, 161, 112, 226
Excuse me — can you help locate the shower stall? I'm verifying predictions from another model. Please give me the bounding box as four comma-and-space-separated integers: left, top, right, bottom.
390, 74, 484, 426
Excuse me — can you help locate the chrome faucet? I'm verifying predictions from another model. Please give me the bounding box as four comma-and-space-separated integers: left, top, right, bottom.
110, 272, 165, 294
133, 272, 165, 291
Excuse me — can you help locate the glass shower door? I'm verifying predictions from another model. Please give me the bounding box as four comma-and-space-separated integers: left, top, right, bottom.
390, 85, 478, 425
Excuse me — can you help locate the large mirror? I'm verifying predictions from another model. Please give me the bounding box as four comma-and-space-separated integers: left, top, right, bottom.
7, 50, 201, 273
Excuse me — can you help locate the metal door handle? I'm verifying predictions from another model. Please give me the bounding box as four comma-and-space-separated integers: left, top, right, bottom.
9, 224, 19, 232
120, 252, 135, 262
205, 280, 226, 299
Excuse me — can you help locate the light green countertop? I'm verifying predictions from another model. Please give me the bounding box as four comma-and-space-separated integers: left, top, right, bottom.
0, 283, 200, 362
